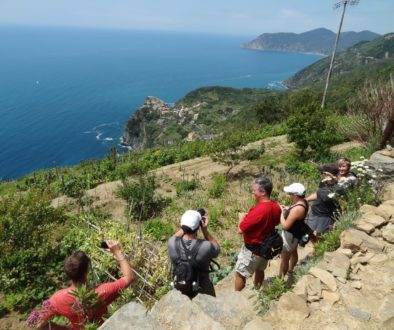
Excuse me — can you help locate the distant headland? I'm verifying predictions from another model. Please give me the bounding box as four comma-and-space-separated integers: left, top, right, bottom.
241, 27, 380, 55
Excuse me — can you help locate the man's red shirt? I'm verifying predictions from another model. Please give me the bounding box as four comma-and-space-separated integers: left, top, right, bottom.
240, 200, 281, 244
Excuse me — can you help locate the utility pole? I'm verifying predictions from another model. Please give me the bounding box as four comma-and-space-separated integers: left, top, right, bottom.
321, 0, 360, 109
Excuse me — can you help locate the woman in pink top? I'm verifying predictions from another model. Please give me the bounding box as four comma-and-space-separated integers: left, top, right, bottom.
28, 240, 134, 330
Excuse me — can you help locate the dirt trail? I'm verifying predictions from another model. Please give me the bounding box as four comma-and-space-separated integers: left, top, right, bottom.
51, 135, 292, 219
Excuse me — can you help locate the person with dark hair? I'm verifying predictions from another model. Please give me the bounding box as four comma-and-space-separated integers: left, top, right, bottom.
28, 241, 134, 330
305, 166, 342, 237
235, 177, 281, 291
279, 183, 309, 278
167, 210, 220, 298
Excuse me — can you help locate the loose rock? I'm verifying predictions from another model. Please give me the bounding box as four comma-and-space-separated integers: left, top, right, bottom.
309, 267, 337, 292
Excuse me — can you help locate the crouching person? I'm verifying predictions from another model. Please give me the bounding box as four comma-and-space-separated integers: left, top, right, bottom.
27, 240, 134, 330
168, 209, 220, 299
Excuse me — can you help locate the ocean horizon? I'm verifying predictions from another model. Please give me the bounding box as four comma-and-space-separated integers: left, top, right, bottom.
0, 26, 323, 179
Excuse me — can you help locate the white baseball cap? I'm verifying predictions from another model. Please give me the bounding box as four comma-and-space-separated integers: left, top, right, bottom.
180, 210, 202, 231
283, 183, 306, 196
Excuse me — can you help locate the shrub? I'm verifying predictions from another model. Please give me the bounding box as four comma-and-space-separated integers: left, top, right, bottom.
208, 174, 226, 198
241, 143, 265, 161
253, 95, 286, 124
117, 176, 167, 221
175, 178, 200, 197
339, 80, 394, 150
209, 130, 245, 176
144, 220, 174, 241
0, 192, 67, 309
287, 102, 343, 157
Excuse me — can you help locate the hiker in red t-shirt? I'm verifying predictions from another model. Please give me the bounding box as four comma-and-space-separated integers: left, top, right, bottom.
235, 177, 281, 291
28, 241, 134, 330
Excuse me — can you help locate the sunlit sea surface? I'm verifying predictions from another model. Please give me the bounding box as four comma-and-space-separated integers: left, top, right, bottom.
0, 26, 323, 178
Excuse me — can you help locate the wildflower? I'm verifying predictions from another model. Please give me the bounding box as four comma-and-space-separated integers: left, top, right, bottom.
27, 311, 41, 327
328, 193, 336, 198
42, 300, 52, 310
72, 300, 83, 310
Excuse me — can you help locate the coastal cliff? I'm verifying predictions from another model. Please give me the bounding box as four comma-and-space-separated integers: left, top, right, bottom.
122, 95, 213, 151
122, 87, 274, 151
241, 28, 379, 55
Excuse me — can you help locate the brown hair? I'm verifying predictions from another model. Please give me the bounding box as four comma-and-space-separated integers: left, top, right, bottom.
64, 251, 90, 283
337, 157, 351, 169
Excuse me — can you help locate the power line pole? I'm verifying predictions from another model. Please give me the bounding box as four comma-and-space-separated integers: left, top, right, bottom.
321, 0, 360, 109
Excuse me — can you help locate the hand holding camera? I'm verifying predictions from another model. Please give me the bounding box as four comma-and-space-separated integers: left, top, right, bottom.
100, 240, 121, 254
198, 208, 209, 228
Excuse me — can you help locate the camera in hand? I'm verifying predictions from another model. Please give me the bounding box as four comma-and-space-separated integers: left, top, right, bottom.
197, 208, 206, 226
197, 208, 206, 217
100, 241, 109, 249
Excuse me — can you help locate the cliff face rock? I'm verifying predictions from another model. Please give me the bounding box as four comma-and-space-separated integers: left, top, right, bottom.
122, 87, 261, 151
122, 96, 170, 151
241, 28, 380, 55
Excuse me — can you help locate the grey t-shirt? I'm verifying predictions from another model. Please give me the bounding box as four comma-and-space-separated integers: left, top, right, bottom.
167, 236, 220, 271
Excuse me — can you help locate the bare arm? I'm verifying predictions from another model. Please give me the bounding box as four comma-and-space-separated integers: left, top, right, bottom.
200, 216, 219, 246
238, 212, 247, 234
106, 240, 134, 286
305, 192, 317, 203
280, 206, 306, 231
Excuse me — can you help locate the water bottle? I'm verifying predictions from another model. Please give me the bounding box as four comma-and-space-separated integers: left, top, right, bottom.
299, 233, 310, 247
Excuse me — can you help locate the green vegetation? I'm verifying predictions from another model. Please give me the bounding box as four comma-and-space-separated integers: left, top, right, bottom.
117, 176, 168, 221
287, 102, 344, 157
0, 34, 392, 327
0, 192, 67, 311
208, 174, 227, 198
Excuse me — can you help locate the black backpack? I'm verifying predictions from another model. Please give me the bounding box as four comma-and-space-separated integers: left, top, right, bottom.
258, 229, 283, 259
172, 237, 202, 298
245, 229, 283, 259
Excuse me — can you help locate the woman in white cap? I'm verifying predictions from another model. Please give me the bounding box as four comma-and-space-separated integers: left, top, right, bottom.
279, 183, 309, 278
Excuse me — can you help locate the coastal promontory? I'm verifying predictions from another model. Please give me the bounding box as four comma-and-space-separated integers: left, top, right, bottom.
241, 28, 380, 55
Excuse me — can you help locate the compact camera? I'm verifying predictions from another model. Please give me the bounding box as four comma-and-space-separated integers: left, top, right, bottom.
100, 241, 109, 249
198, 208, 206, 226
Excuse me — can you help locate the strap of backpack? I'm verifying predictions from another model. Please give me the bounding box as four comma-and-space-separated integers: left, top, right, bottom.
175, 237, 185, 261
288, 201, 309, 220
178, 237, 203, 260
209, 259, 221, 272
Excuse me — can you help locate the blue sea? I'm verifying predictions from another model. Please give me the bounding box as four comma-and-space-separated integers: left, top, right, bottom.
0, 26, 323, 179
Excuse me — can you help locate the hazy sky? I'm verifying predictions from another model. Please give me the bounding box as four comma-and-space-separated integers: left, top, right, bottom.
0, 0, 393, 36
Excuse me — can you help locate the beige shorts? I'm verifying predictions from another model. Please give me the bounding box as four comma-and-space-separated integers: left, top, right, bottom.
235, 245, 268, 278
282, 230, 299, 253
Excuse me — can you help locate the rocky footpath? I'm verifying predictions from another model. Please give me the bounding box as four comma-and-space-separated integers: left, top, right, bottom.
99, 151, 394, 329
98, 193, 394, 330
262, 197, 394, 330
